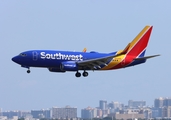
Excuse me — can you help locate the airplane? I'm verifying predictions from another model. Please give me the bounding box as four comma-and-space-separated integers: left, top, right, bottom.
12, 25, 160, 77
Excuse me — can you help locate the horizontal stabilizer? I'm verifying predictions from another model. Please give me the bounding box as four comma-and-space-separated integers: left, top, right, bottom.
134, 54, 160, 60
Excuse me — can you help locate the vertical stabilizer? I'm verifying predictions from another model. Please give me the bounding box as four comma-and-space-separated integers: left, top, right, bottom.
126, 26, 153, 57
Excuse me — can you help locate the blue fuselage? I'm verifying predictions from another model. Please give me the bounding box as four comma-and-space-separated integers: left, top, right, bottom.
12, 50, 116, 69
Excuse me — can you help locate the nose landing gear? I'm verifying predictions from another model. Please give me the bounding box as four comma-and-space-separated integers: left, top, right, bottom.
27, 69, 31, 73
26, 67, 30, 73
21, 65, 31, 74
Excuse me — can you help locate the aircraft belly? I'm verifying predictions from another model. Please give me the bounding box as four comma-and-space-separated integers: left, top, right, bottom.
28, 59, 61, 67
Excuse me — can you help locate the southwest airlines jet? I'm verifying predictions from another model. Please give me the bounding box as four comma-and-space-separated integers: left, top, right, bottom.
12, 26, 159, 77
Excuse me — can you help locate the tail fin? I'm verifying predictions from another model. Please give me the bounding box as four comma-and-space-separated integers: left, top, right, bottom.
126, 26, 153, 57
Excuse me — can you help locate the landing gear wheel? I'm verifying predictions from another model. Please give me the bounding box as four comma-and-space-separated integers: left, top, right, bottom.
27, 69, 31, 73
75, 72, 81, 77
83, 71, 88, 77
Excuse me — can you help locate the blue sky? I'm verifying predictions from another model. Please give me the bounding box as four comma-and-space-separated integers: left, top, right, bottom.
0, 0, 171, 116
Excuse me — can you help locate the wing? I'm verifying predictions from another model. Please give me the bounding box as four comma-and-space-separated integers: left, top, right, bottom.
77, 53, 123, 70
77, 44, 131, 70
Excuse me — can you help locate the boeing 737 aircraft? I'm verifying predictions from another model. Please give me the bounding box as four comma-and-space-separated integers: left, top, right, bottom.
12, 26, 159, 77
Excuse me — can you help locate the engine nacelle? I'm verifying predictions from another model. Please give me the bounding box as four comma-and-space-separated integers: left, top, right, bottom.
60, 61, 78, 71
48, 68, 66, 72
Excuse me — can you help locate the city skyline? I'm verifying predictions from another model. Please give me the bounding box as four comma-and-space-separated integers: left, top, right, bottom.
1, 97, 171, 113
1, 97, 171, 119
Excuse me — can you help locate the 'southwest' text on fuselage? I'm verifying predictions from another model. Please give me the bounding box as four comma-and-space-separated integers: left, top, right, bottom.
40, 52, 83, 61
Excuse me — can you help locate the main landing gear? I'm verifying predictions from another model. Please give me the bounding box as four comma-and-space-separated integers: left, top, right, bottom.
75, 71, 88, 77
82, 71, 88, 77
75, 72, 81, 77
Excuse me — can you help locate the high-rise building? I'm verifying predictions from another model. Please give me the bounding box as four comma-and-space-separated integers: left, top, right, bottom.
154, 97, 164, 108
128, 100, 146, 108
152, 107, 160, 118
167, 106, 171, 117
97, 109, 102, 118
152, 106, 171, 118
163, 98, 171, 107
108, 101, 124, 109
52, 106, 77, 119
144, 109, 152, 119
154, 97, 171, 109
159, 107, 167, 118
2, 111, 23, 118
99, 100, 107, 110
81, 107, 97, 119
31, 109, 50, 119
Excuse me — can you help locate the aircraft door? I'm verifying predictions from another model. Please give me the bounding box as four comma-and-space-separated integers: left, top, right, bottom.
32, 51, 38, 61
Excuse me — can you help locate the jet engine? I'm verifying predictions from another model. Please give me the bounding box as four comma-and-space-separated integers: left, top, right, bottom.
60, 61, 78, 71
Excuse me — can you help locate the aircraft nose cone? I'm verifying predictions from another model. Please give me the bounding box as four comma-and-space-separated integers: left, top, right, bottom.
12, 56, 19, 63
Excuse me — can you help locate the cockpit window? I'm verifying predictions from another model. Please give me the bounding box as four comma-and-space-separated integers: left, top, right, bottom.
19, 53, 27, 57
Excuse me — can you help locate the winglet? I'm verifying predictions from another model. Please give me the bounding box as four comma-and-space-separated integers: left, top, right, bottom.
82, 48, 87, 52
